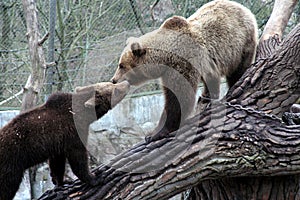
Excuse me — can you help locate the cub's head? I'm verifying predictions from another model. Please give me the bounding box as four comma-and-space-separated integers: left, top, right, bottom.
75, 81, 130, 119
111, 38, 148, 86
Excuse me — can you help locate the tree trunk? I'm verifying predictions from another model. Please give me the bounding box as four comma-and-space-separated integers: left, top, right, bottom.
22, 0, 47, 198
39, 18, 300, 200
21, 0, 47, 111
260, 0, 298, 42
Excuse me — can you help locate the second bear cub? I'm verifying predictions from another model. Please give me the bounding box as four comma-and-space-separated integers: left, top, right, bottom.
0, 81, 130, 200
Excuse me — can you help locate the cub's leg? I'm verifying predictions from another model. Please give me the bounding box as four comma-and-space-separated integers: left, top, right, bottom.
49, 154, 66, 186
66, 143, 99, 186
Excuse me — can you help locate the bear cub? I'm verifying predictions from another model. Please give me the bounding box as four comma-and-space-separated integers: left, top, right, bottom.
111, 0, 258, 141
0, 81, 130, 200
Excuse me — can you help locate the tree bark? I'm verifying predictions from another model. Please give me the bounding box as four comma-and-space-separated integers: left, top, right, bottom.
39, 20, 300, 200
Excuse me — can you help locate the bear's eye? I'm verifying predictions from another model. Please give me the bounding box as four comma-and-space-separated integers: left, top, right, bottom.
119, 63, 125, 69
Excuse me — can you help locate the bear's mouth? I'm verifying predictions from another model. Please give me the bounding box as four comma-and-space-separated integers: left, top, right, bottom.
111, 81, 130, 108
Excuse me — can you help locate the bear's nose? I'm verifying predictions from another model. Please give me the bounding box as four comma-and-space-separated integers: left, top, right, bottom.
111, 78, 117, 84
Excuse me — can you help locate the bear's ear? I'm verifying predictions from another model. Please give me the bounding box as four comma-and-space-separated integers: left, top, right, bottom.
72, 89, 95, 112
162, 16, 188, 30
84, 96, 95, 108
126, 37, 138, 45
131, 42, 146, 57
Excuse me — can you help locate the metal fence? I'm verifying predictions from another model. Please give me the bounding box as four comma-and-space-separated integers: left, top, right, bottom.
0, 0, 299, 109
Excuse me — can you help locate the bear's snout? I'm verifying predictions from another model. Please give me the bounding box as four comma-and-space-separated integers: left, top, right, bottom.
111, 78, 117, 84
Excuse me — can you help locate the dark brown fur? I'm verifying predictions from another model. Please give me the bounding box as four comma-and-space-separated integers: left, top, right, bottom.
0, 82, 129, 200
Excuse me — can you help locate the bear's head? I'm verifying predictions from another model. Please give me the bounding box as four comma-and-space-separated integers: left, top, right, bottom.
111, 38, 150, 86
75, 81, 130, 119
111, 16, 189, 86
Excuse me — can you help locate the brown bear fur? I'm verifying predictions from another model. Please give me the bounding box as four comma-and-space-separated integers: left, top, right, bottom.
0, 81, 129, 200
111, 0, 258, 141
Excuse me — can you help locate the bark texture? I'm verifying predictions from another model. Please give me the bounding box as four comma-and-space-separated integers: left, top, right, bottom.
39, 22, 300, 200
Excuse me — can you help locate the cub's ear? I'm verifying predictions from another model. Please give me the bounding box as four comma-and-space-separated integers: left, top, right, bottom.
84, 96, 95, 108
72, 89, 95, 112
131, 42, 146, 57
162, 16, 188, 30
75, 85, 93, 93
75, 86, 84, 93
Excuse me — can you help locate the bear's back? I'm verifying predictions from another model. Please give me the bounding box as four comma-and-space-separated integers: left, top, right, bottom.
187, 0, 258, 75
188, 0, 256, 31
0, 94, 76, 167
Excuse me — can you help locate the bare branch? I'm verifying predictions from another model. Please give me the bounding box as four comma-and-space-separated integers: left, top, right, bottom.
38, 32, 49, 46
260, 0, 298, 41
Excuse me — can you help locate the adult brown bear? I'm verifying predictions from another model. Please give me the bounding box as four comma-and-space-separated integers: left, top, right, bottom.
111, 0, 258, 141
0, 81, 129, 200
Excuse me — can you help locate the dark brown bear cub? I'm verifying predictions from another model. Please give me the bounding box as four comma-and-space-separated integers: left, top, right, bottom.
0, 81, 130, 200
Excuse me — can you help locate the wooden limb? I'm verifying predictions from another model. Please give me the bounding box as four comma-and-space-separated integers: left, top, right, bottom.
128, 0, 144, 34
150, 0, 160, 22
260, 0, 298, 42
256, 34, 280, 60
38, 32, 50, 46
227, 23, 300, 116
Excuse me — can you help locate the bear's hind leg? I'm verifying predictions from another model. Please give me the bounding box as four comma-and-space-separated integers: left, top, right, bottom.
226, 64, 248, 89
227, 49, 255, 88
49, 154, 66, 186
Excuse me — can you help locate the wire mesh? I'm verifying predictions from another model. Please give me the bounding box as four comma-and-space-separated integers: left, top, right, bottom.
0, 0, 299, 109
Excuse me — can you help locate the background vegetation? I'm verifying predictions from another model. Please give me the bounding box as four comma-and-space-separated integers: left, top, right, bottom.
0, 0, 299, 109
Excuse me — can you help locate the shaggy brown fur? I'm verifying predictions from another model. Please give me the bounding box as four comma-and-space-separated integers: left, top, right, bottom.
0, 81, 129, 200
111, 0, 258, 141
